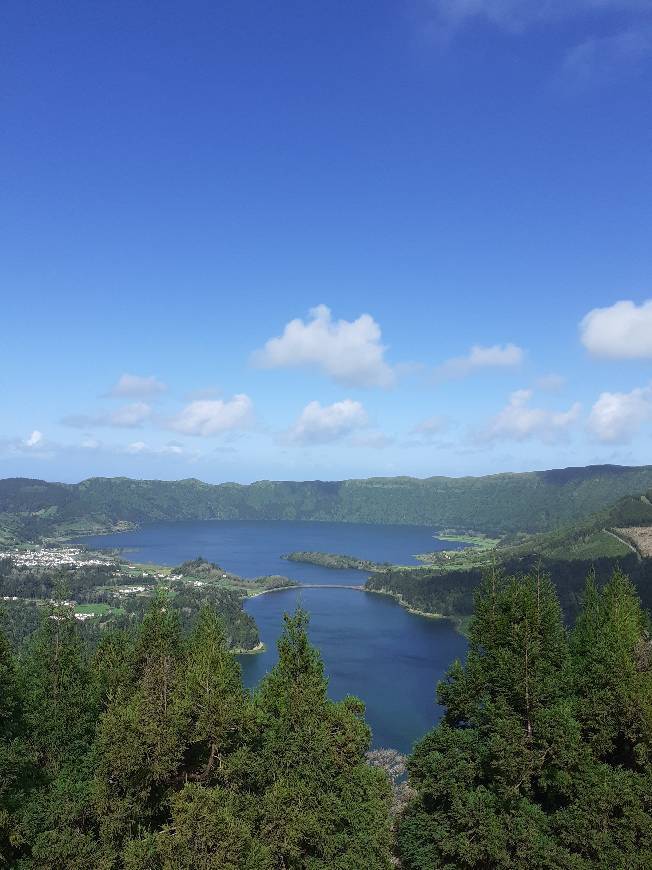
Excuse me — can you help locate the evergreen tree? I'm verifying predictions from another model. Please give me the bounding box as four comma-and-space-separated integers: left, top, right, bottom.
399, 571, 585, 869
92, 626, 137, 710
553, 570, 652, 868
177, 605, 249, 781
93, 591, 187, 864
0, 617, 32, 865
16, 603, 99, 868
571, 569, 652, 765
157, 783, 272, 869
151, 606, 264, 868
20, 603, 97, 772
251, 609, 393, 870
400, 568, 652, 869
152, 607, 393, 869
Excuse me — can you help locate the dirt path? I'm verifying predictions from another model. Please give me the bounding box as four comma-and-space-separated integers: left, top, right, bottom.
603, 528, 641, 559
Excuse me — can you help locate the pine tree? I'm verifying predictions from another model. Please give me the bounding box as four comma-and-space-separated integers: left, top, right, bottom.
92, 626, 137, 710
178, 605, 249, 781
16, 603, 100, 868
571, 568, 652, 765
20, 603, 97, 772
93, 591, 188, 863
399, 571, 584, 869
153, 607, 266, 868
156, 783, 272, 870
0, 617, 33, 865
553, 569, 652, 868
251, 609, 393, 870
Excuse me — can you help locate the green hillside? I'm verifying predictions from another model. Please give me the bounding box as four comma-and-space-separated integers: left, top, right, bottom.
365, 488, 652, 629
3, 464, 652, 542
502, 489, 652, 560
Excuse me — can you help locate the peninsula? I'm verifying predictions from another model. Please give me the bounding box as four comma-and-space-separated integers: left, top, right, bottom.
282, 551, 386, 572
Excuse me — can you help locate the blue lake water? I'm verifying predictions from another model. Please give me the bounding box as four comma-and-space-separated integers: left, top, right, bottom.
78, 520, 468, 753
242, 587, 466, 753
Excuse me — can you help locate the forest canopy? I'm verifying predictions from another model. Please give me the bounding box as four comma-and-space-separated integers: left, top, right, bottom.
1, 565, 651, 868
399, 568, 652, 869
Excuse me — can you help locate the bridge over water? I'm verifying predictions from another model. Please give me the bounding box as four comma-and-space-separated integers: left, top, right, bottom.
251, 583, 366, 596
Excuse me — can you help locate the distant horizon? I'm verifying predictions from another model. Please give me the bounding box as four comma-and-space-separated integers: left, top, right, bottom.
4, 460, 650, 489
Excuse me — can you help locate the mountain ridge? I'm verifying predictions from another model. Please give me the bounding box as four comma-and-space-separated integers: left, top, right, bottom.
3, 464, 652, 542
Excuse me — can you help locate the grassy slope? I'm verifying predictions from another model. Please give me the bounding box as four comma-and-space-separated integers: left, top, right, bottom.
502, 490, 652, 560
365, 490, 652, 628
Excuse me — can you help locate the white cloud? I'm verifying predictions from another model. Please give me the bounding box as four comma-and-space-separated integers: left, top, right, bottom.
124, 440, 190, 456
434, 343, 524, 380
125, 440, 148, 454
536, 373, 566, 392
425, 1, 652, 33
62, 402, 152, 429
0, 431, 55, 459
108, 373, 167, 398
252, 304, 396, 388
560, 29, 652, 90
184, 387, 222, 401
0, 431, 196, 463
286, 399, 369, 445
108, 402, 152, 427
423, 3, 652, 85
580, 299, 652, 358
480, 389, 581, 443
410, 415, 450, 438
164, 443, 184, 455
588, 383, 652, 442
25, 430, 44, 448
167, 395, 254, 437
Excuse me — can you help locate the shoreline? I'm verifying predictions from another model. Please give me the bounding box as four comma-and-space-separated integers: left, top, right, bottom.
363, 586, 444, 620
245, 582, 450, 626
33, 534, 460, 635
234, 640, 266, 655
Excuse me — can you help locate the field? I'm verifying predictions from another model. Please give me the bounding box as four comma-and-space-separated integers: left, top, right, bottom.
74, 603, 125, 617
614, 526, 652, 557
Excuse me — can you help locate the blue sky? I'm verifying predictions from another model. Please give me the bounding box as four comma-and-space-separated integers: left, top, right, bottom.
2, 0, 651, 483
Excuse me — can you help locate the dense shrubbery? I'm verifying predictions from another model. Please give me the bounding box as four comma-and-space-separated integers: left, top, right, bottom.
282, 551, 384, 571
0, 600, 393, 868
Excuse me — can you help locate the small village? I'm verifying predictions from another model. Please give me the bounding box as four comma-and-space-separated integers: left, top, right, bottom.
0, 544, 186, 621
0, 545, 114, 570
0, 541, 231, 631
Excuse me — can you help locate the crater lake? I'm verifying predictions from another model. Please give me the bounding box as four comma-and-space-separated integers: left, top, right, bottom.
77, 520, 469, 753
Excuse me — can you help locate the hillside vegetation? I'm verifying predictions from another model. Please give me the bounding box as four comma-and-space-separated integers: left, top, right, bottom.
282, 551, 385, 572
366, 489, 652, 628
3, 464, 652, 542
503, 489, 652, 560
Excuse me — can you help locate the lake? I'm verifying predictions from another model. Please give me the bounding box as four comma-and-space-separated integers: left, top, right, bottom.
78, 520, 468, 753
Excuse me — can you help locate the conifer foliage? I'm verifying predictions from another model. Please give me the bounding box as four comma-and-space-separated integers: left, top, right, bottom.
1, 567, 651, 868
398, 568, 652, 869
0, 600, 392, 869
